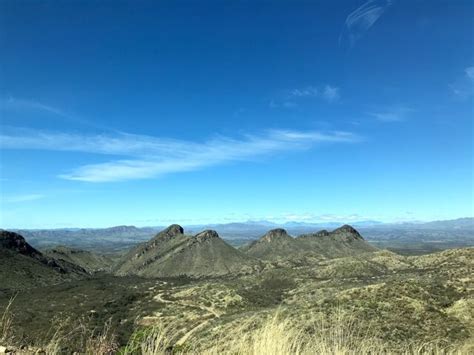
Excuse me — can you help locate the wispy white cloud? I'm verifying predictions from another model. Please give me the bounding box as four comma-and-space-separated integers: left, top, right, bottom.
0, 97, 115, 132
368, 105, 413, 122
269, 100, 297, 109
290, 87, 319, 98
2, 194, 45, 203
340, 0, 393, 47
465, 66, 474, 80
450, 66, 474, 99
322, 85, 340, 102
1, 128, 361, 182
0, 97, 65, 116
286, 84, 340, 103
278, 212, 368, 223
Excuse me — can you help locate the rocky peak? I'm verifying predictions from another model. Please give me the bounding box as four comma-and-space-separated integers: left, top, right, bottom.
195, 230, 220, 242
0, 230, 42, 258
331, 225, 363, 240
261, 228, 290, 242
152, 224, 184, 240
164, 224, 184, 236
145, 224, 185, 252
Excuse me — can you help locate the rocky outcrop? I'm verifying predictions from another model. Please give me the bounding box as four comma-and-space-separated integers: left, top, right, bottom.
0, 230, 43, 259
261, 228, 292, 242
164, 224, 185, 236
195, 230, 220, 242
331, 225, 364, 241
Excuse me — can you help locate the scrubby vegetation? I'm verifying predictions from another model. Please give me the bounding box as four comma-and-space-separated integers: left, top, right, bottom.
1, 227, 473, 354
2, 304, 473, 354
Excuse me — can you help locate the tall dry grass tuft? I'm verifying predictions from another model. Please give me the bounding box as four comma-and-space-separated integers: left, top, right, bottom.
208, 312, 307, 355
2, 301, 472, 354
0, 294, 16, 344
128, 307, 472, 355
83, 319, 119, 355
406, 341, 474, 355
122, 322, 178, 355
201, 308, 386, 355
41, 316, 118, 355
303, 307, 386, 354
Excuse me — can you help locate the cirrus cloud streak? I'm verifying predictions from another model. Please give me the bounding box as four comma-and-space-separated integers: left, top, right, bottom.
1, 128, 361, 182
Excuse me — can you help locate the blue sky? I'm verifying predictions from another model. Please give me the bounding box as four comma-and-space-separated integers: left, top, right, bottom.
0, 0, 473, 228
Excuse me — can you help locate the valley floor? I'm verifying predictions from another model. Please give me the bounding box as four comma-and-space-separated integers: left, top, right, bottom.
1, 247, 473, 354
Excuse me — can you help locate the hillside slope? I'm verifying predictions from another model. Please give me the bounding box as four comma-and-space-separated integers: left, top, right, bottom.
242, 228, 305, 261
296, 225, 378, 257
0, 230, 87, 289
243, 225, 377, 261
44, 246, 115, 273
115, 225, 261, 278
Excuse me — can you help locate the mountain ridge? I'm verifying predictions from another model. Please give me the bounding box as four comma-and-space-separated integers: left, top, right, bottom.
9, 217, 473, 252
0, 230, 88, 289
242, 225, 377, 261
115, 225, 261, 278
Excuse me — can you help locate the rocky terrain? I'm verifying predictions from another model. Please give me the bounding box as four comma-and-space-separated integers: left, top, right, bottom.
115, 225, 261, 278
0, 225, 473, 353
0, 230, 87, 289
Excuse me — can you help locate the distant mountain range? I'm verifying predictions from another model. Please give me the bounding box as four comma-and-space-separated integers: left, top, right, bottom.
2, 224, 379, 281
165, 216, 465, 234
6, 217, 473, 252
374, 217, 474, 230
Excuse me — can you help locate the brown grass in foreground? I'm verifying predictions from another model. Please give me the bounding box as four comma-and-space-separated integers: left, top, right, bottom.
121, 308, 473, 355
1, 304, 473, 354
0, 295, 15, 344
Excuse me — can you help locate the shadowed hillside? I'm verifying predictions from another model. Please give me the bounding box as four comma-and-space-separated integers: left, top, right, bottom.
44, 246, 115, 273
0, 230, 87, 289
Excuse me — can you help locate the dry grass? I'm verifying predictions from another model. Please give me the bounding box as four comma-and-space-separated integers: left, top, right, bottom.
2, 302, 472, 354
12, 316, 119, 355
83, 319, 119, 354
125, 307, 472, 355
0, 294, 16, 344
194, 308, 388, 355
122, 323, 179, 355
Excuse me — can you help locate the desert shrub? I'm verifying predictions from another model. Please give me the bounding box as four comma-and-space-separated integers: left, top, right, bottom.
239, 275, 297, 307
3, 301, 472, 354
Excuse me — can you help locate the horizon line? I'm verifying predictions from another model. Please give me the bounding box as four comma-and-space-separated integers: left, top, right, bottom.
2, 216, 472, 231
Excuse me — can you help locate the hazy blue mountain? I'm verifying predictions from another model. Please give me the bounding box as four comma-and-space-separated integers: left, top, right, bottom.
8, 218, 473, 254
